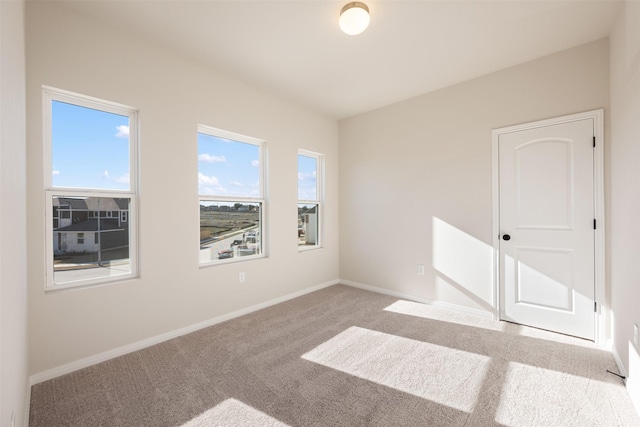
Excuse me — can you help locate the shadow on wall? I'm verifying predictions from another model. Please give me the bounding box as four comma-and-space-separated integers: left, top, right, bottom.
432, 217, 495, 314
434, 215, 597, 342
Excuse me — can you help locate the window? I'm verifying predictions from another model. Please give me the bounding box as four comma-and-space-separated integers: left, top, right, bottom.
198, 125, 265, 265
44, 87, 138, 290
298, 150, 322, 250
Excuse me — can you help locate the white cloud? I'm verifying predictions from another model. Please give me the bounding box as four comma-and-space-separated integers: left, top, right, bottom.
246, 181, 260, 197
198, 172, 223, 189
298, 188, 317, 200
198, 172, 221, 187
103, 170, 130, 185
199, 153, 227, 163
251, 160, 260, 167
298, 171, 316, 181
115, 125, 129, 139
198, 172, 227, 195
230, 181, 244, 187
52, 170, 60, 176
114, 173, 130, 184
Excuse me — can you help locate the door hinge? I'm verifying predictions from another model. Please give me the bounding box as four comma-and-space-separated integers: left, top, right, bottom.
594, 219, 596, 229
593, 136, 596, 148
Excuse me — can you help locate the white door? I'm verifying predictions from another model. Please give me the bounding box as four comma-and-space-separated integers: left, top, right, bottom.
499, 118, 595, 340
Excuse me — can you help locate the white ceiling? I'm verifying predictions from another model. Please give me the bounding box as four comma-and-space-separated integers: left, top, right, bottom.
58, 0, 622, 119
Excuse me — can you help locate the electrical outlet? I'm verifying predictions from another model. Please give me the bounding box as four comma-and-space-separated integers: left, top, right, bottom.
417, 264, 425, 276
239, 272, 246, 283
634, 323, 638, 347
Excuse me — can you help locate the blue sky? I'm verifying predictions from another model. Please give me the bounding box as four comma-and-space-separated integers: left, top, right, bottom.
51, 100, 130, 190
52, 101, 317, 199
198, 133, 261, 198
198, 135, 318, 200
298, 154, 317, 201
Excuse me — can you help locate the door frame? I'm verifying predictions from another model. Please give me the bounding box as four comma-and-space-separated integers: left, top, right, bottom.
491, 109, 605, 344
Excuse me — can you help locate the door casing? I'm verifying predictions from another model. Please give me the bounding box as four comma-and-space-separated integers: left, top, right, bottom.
492, 109, 605, 344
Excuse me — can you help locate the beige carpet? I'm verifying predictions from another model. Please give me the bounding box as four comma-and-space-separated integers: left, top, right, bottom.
29, 285, 640, 426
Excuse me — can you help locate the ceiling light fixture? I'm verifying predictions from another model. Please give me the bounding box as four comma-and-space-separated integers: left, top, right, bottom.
339, 2, 370, 36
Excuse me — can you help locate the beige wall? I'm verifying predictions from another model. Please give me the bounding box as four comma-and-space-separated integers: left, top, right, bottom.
610, 0, 640, 410
26, 2, 339, 375
339, 39, 609, 316
1, 0, 29, 424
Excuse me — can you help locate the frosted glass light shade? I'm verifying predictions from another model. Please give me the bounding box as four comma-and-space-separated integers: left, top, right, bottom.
339, 2, 370, 35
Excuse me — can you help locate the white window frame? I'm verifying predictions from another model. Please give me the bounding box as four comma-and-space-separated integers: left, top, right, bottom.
297, 149, 323, 251
198, 124, 266, 267
43, 87, 139, 290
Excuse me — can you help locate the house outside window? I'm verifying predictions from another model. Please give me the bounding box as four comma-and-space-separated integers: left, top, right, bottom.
44, 87, 138, 290
298, 150, 323, 250
198, 125, 266, 266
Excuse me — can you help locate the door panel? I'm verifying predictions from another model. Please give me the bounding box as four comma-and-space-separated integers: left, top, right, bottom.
499, 119, 594, 340
515, 247, 573, 311
515, 139, 573, 229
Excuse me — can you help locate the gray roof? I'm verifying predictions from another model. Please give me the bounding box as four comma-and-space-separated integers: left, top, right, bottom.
114, 198, 129, 210
56, 219, 122, 232
53, 197, 128, 211
54, 198, 88, 209
84, 198, 124, 211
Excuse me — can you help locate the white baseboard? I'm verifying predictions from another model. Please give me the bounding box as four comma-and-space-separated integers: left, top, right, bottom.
612, 346, 628, 378
340, 279, 494, 319
628, 343, 640, 419
596, 340, 640, 420
29, 279, 339, 386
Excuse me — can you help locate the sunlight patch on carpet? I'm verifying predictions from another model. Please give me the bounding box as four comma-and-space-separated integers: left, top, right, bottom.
384, 299, 504, 331
495, 362, 625, 426
181, 398, 289, 427
302, 326, 490, 411
508, 324, 598, 348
